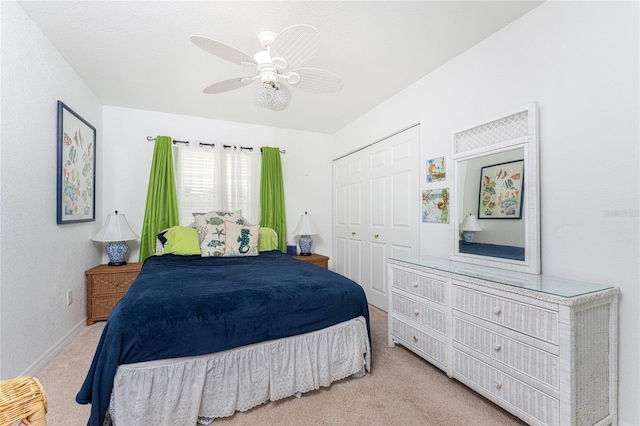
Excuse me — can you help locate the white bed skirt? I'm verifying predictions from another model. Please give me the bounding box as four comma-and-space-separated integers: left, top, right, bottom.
109, 316, 370, 426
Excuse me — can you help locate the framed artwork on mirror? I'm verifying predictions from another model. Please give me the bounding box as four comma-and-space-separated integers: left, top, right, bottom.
478, 160, 524, 219
56, 101, 96, 224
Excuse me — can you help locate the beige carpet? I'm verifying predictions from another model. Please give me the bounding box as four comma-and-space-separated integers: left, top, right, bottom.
36, 306, 524, 425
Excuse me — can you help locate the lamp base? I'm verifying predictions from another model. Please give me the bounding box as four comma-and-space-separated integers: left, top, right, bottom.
106, 241, 129, 266
298, 235, 313, 256
462, 231, 475, 243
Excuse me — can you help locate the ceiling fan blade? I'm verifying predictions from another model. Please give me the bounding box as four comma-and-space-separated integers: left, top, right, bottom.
203, 77, 254, 94
289, 68, 344, 93
269, 24, 320, 70
190, 35, 257, 66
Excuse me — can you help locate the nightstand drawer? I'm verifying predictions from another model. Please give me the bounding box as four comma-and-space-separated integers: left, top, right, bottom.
86, 263, 142, 325
90, 272, 138, 295
293, 253, 329, 269
91, 296, 123, 319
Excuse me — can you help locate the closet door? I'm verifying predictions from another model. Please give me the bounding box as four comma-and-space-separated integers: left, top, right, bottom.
333, 125, 419, 311
334, 154, 368, 286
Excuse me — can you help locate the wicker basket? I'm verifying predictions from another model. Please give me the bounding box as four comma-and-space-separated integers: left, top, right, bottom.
0, 376, 47, 426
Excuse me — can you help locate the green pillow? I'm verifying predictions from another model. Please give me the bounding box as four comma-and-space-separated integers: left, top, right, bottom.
161, 226, 201, 255
258, 227, 278, 252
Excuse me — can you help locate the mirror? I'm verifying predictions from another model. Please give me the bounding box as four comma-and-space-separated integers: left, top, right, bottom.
450, 102, 540, 274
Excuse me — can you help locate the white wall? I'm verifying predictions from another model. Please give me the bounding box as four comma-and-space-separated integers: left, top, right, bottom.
333, 2, 639, 424
0, 2, 103, 378
102, 106, 333, 264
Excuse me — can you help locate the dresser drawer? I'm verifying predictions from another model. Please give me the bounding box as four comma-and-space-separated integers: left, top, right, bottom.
391, 292, 446, 335
453, 285, 558, 344
453, 317, 558, 389
391, 317, 447, 368
454, 349, 559, 425
90, 271, 138, 295
390, 268, 446, 304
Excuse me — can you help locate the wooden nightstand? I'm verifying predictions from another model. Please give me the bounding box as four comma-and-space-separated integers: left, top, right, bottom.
293, 253, 329, 269
85, 262, 142, 325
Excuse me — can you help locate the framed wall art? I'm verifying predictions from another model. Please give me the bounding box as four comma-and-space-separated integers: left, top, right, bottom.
56, 101, 96, 224
478, 159, 524, 219
422, 188, 449, 223
427, 156, 446, 182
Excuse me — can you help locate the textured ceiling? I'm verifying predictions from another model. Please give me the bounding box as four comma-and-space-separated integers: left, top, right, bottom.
19, 1, 543, 134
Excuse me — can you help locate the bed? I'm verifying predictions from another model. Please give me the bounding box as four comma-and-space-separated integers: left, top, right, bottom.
76, 223, 370, 426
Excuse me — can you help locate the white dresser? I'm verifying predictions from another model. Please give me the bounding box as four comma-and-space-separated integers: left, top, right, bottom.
388, 256, 619, 426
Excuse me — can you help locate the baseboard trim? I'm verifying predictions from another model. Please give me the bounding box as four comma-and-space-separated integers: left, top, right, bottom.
20, 318, 87, 376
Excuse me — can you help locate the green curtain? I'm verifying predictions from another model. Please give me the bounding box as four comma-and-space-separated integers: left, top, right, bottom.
138, 136, 179, 261
260, 147, 286, 252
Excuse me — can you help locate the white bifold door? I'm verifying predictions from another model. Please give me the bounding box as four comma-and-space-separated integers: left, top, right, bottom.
333, 125, 420, 311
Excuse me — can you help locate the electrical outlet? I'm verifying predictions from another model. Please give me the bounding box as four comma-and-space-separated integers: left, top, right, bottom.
67, 289, 73, 306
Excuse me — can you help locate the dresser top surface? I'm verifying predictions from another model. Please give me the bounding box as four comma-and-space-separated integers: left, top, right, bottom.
390, 256, 616, 298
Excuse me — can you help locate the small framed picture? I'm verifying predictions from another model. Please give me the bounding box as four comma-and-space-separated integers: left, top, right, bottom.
478, 160, 524, 219
56, 101, 96, 224
422, 188, 449, 223
427, 156, 446, 182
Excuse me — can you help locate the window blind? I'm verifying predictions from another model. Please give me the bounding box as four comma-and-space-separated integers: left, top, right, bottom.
175, 146, 260, 226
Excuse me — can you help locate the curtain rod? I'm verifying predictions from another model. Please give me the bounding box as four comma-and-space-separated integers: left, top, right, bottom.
147, 136, 285, 154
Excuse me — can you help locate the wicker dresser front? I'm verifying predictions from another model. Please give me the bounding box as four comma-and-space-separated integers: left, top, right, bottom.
85, 262, 142, 325
388, 257, 619, 426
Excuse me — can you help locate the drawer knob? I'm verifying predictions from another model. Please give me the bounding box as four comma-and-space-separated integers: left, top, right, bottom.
493, 344, 502, 351
412, 282, 419, 288
494, 380, 502, 389
413, 309, 420, 317
374, 233, 379, 238
351, 231, 356, 236
412, 335, 418, 343
493, 307, 502, 315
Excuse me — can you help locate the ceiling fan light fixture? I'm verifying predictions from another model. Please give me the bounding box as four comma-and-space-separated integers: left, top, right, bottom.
254, 81, 276, 107
254, 82, 290, 111
269, 83, 290, 111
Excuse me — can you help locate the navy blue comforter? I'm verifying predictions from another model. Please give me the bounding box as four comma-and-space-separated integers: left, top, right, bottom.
76, 251, 370, 426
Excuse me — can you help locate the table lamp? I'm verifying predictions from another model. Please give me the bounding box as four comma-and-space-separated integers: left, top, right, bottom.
460, 214, 482, 243
92, 211, 138, 266
292, 212, 319, 256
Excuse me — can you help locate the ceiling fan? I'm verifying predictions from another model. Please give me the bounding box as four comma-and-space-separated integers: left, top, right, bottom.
190, 24, 343, 111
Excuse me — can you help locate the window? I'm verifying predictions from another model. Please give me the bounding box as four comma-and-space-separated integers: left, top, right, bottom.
174, 146, 261, 226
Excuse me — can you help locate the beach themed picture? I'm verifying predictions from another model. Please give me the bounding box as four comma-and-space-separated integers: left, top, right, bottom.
422, 188, 449, 223
427, 156, 446, 182
56, 101, 96, 224
478, 160, 524, 219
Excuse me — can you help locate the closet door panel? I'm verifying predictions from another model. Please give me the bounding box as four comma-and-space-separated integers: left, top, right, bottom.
391, 171, 412, 229
348, 239, 362, 284
369, 241, 388, 306
333, 125, 420, 311
335, 237, 347, 276
370, 177, 386, 227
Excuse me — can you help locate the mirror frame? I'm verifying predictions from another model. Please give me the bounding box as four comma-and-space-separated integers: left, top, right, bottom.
449, 102, 540, 274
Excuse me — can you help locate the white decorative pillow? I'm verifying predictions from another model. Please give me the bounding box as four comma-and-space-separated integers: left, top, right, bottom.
223, 221, 259, 257
194, 210, 246, 257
